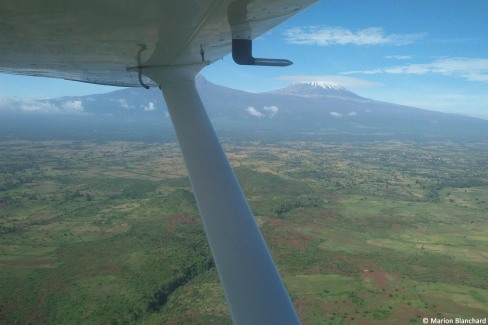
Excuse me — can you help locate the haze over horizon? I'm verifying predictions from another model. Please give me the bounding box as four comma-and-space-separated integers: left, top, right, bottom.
0, 0, 487, 119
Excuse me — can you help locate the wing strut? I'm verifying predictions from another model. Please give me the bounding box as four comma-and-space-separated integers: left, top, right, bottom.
144, 66, 300, 325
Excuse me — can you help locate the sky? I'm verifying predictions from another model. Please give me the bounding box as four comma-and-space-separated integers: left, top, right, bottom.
1, 0, 487, 119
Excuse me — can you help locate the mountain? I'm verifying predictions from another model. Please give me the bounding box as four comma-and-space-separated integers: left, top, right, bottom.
271, 82, 364, 100
1, 75, 488, 141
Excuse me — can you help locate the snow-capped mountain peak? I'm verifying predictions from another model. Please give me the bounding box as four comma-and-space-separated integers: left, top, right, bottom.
300, 81, 346, 91
271, 81, 362, 99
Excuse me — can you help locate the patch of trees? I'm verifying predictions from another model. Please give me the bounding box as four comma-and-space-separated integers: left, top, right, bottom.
275, 196, 321, 218
0, 180, 24, 191
62, 190, 92, 202
0, 195, 20, 206
0, 225, 18, 234
441, 178, 486, 188
146, 258, 214, 313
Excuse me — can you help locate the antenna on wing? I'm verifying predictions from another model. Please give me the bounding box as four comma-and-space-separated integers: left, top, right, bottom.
232, 38, 292, 66
200, 44, 205, 62
228, 0, 292, 67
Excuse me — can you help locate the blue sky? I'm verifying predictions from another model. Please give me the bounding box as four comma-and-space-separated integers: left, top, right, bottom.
1, 0, 487, 119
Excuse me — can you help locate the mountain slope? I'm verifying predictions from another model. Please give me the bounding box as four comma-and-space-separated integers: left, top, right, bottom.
1, 75, 488, 141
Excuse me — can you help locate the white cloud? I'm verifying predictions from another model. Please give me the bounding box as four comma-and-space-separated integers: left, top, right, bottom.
117, 99, 130, 109
279, 75, 382, 88
0, 98, 85, 114
0, 97, 19, 111
0, 97, 10, 110
384, 55, 412, 60
21, 101, 57, 113
348, 111, 358, 116
263, 105, 279, 118
283, 26, 426, 46
142, 101, 156, 112
344, 57, 488, 82
61, 100, 84, 112
245, 106, 264, 118
330, 112, 342, 117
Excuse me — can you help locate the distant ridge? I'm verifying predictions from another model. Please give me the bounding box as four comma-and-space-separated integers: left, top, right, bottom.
1, 74, 488, 141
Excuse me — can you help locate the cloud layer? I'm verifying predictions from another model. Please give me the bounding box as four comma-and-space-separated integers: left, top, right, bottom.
344, 57, 488, 82
0, 98, 85, 114
284, 26, 426, 46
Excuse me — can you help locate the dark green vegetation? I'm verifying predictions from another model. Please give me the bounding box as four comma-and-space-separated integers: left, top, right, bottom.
1, 139, 487, 324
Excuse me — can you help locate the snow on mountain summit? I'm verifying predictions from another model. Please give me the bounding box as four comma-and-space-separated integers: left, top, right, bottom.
271, 81, 363, 99
300, 81, 346, 90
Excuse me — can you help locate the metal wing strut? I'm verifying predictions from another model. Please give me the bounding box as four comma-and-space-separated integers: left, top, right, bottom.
144, 66, 300, 325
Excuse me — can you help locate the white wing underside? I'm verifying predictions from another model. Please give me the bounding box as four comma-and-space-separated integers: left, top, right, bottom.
0, 2, 319, 323
0, 0, 316, 87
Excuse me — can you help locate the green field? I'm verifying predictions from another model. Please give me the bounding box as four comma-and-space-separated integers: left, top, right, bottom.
1, 139, 487, 324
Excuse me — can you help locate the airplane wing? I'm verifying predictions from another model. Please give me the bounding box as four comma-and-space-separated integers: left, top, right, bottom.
0, 1, 318, 324
0, 0, 316, 87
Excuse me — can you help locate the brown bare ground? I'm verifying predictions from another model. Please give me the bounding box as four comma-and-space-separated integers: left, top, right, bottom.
164, 215, 198, 232
396, 305, 425, 325
0, 257, 56, 268
361, 270, 393, 290
266, 217, 285, 227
